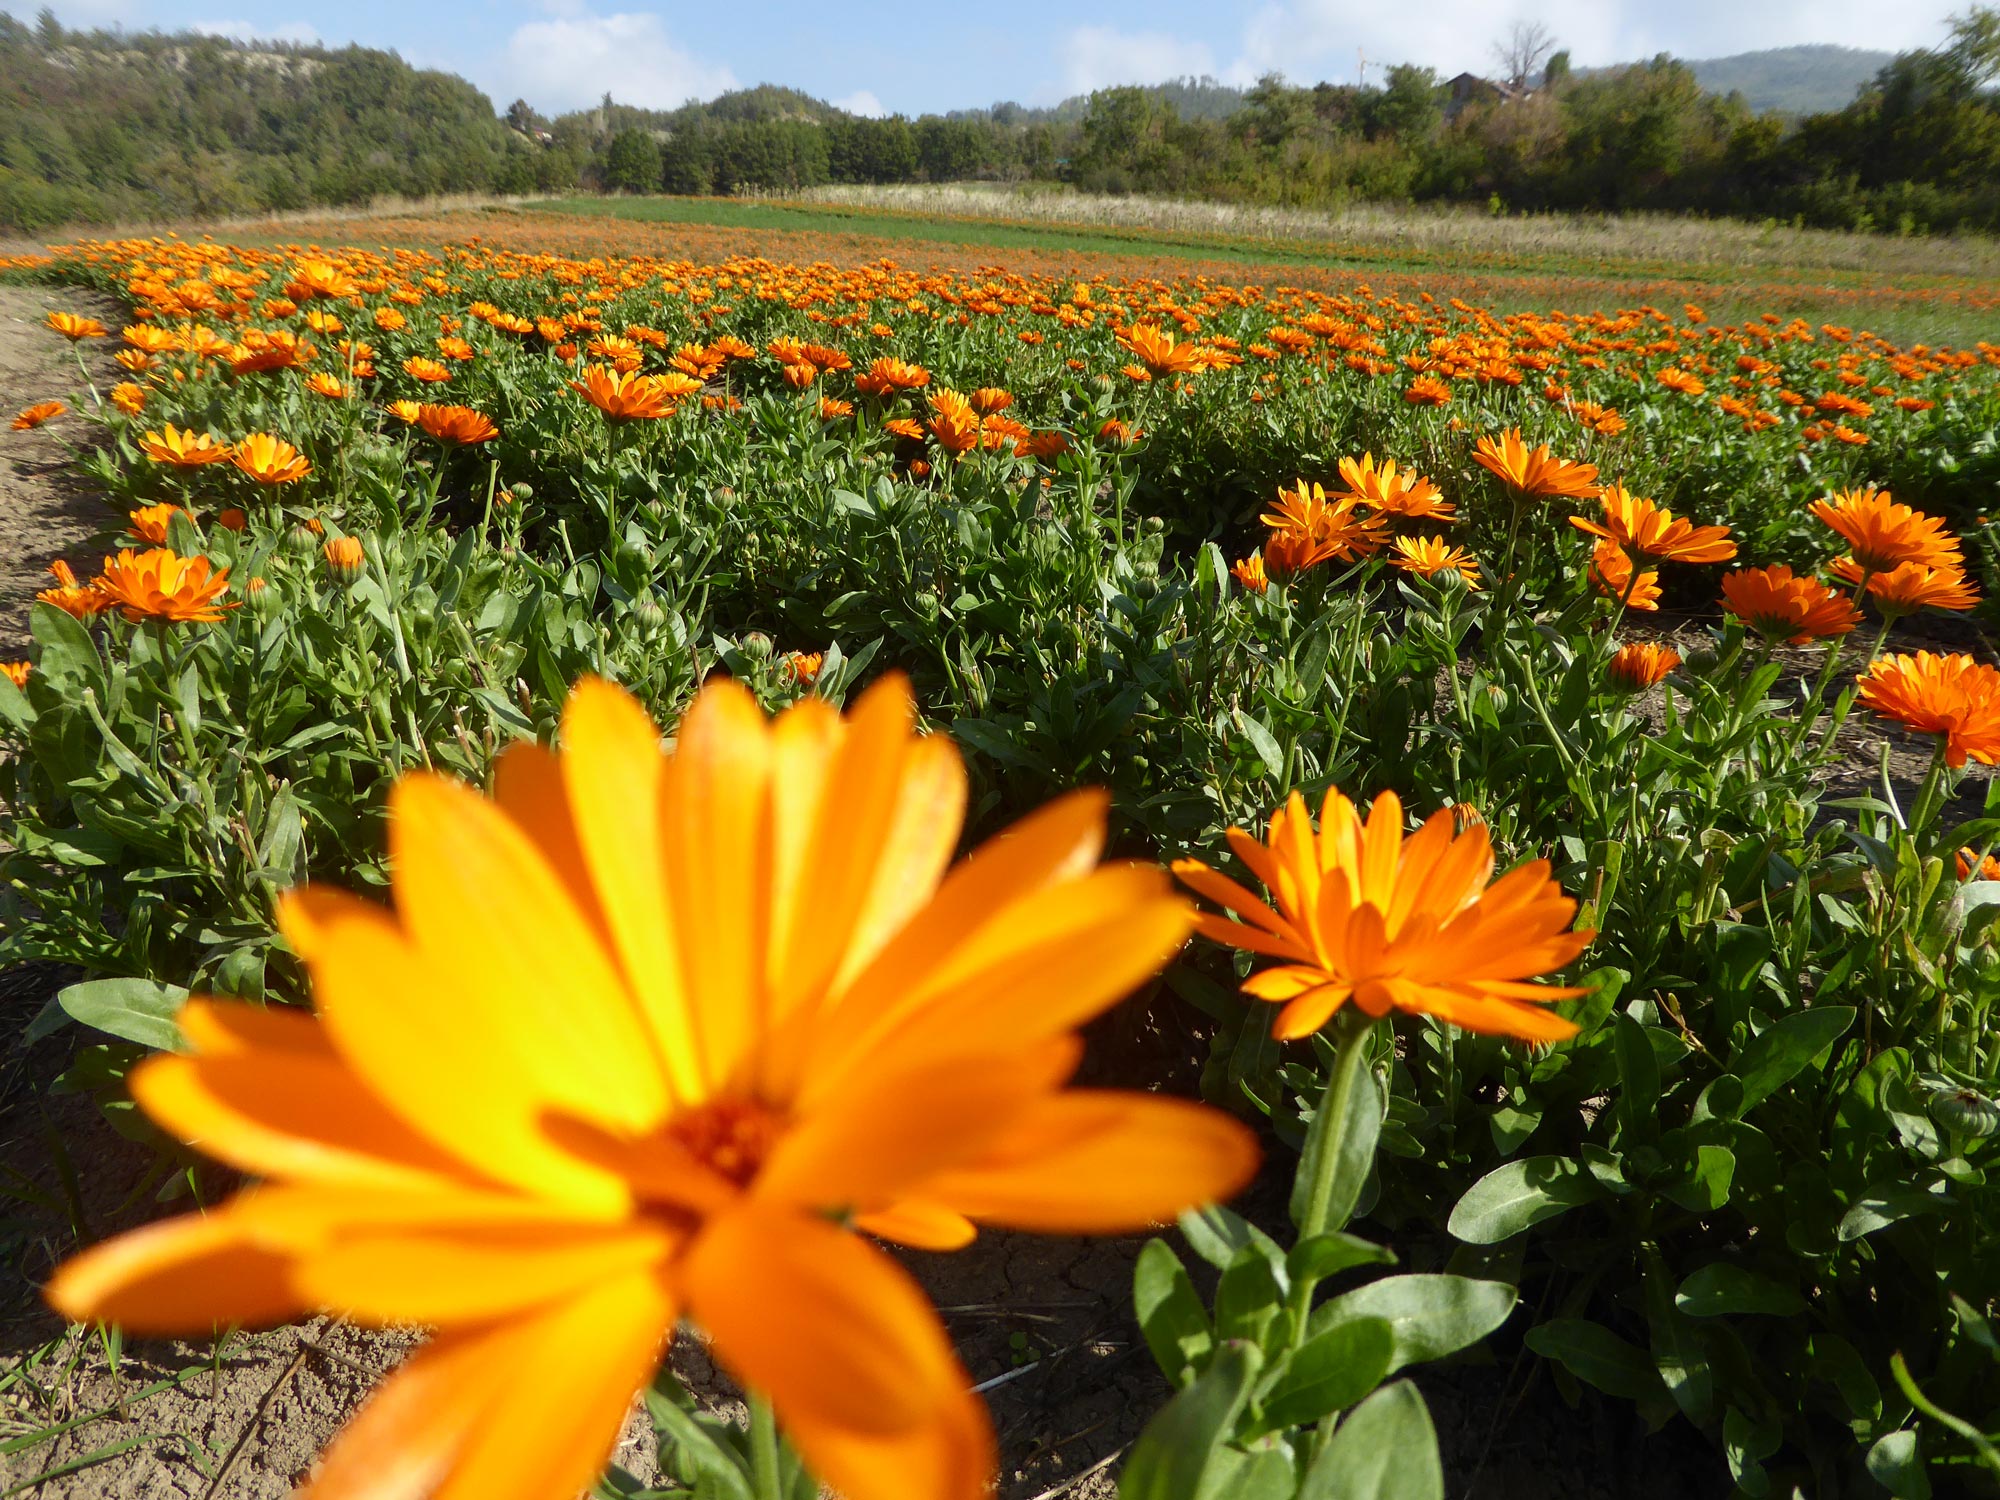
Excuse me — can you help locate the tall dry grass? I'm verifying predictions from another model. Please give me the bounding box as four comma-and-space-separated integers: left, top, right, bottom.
780, 183, 2000, 283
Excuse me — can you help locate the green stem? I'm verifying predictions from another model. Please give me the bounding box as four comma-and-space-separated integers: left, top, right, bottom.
1295, 1010, 1373, 1245
749, 1394, 784, 1500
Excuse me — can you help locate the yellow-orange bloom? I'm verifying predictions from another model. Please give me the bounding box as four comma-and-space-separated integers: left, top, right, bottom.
44, 675, 1256, 1500
1117, 323, 1205, 378
46, 312, 108, 341
1571, 487, 1736, 564
1404, 375, 1452, 406
231, 433, 311, 486
1958, 848, 2000, 881
1261, 481, 1388, 562
1588, 540, 1660, 611
1, 661, 28, 689
11, 401, 63, 430
781, 649, 824, 683
37, 559, 110, 619
138, 425, 233, 467
1472, 428, 1602, 501
855, 357, 931, 397
110, 381, 146, 416
1607, 642, 1681, 691
305, 372, 352, 399
1232, 553, 1269, 593
323, 535, 366, 585
1865, 562, 1980, 619
1173, 789, 1592, 1043
1655, 367, 1706, 396
417, 404, 500, 446
1336, 453, 1454, 522
968, 388, 1013, 416
285, 259, 359, 301
127, 503, 189, 545
570, 364, 682, 421
1720, 565, 1862, 644
95, 548, 237, 624
925, 389, 980, 455
1390, 535, 1481, 588
1856, 652, 2000, 768
1811, 488, 1962, 575
403, 356, 453, 384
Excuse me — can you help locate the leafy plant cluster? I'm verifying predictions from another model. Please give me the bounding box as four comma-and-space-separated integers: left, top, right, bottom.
5, 233, 2000, 1494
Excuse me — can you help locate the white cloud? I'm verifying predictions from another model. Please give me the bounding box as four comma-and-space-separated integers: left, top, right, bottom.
190, 18, 324, 46
833, 89, 887, 118
498, 9, 736, 113
1056, 25, 1218, 99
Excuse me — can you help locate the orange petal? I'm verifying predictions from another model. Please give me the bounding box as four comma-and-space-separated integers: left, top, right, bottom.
177, 997, 332, 1057
853, 1200, 980, 1251
1275, 984, 1354, 1040
44, 1207, 303, 1333
919, 1093, 1260, 1233
683, 1203, 975, 1440
489, 738, 609, 945
778, 1380, 993, 1500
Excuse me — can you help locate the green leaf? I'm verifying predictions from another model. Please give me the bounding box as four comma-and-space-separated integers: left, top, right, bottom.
1613, 1014, 1661, 1140
1233, 708, 1285, 780
1729, 1006, 1855, 1114
1839, 1188, 1948, 1241
1297, 1381, 1443, 1500
1866, 1431, 1931, 1500
1179, 1205, 1286, 1275
1310, 1275, 1516, 1375
1447, 1156, 1597, 1244
1525, 1319, 1668, 1400
1118, 1342, 1261, 1500
1258, 1316, 1396, 1431
57, 978, 190, 1052
1134, 1239, 1213, 1385
1286, 1232, 1396, 1290
30, 602, 103, 689
1674, 1264, 1805, 1318
642, 1374, 752, 1500
1214, 1245, 1287, 1349
1645, 1255, 1712, 1424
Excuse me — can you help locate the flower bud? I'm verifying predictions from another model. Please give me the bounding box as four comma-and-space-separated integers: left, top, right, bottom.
323, 535, 366, 587
741, 631, 774, 661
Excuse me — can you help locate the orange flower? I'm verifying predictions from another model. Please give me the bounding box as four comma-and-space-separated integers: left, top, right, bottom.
1117, 323, 1205, 378
95, 548, 237, 624
1720, 565, 1863, 644
231, 433, 311, 486
284, 259, 358, 301
1865, 562, 1980, 619
781, 650, 824, 683
323, 535, 366, 585
128, 503, 189, 545
1390, 535, 1481, 588
925, 389, 980, 455
1472, 429, 1602, 501
569, 364, 682, 421
44, 674, 1256, 1500
1655, 367, 1706, 396
1336, 454, 1454, 522
403, 356, 453, 384
1173, 788, 1592, 1042
46, 312, 108, 341
1232, 553, 1269, 593
217, 508, 247, 533
417, 404, 500, 446
306, 372, 352, 399
1403, 375, 1452, 406
968, 388, 1013, 415
385, 399, 422, 424
1588, 541, 1660, 611
1856, 652, 2000, 767
818, 396, 854, 420
11, 401, 63, 430
1569, 487, 1736, 564
139, 425, 233, 467
1, 661, 29, 689
1811, 488, 1962, 574
1957, 848, 2000, 881
1261, 481, 1387, 562
37, 559, 110, 619
1606, 642, 1681, 691
855, 357, 931, 397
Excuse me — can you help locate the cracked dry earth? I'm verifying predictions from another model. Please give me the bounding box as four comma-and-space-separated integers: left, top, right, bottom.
0, 276, 1734, 1499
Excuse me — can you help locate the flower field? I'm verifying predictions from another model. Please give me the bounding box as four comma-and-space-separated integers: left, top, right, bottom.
5, 220, 2000, 1498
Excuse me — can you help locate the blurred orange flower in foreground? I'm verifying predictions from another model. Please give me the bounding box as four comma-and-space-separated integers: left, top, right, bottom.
1173, 788, 1593, 1043
46, 675, 1256, 1500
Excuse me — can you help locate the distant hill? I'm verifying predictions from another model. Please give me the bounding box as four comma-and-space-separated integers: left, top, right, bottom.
1683, 46, 1893, 116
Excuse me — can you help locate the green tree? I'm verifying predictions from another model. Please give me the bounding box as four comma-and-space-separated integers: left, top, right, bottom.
603, 129, 662, 192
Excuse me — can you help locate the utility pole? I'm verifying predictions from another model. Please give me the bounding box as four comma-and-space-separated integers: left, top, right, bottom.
1356, 47, 1369, 87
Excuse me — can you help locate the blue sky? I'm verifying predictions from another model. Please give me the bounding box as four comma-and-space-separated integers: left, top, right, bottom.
10, 0, 1970, 117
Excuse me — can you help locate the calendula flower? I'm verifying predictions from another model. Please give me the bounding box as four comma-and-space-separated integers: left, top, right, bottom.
782, 650, 824, 683
1473, 429, 1602, 501
95, 548, 237, 624
818, 397, 854, 420
284, 260, 358, 301
306, 372, 352, 399
1865, 562, 1980, 619
37, 559, 109, 619
1404, 375, 1452, 406
925, 390, 980, 455
1232, 553, 1269, 593
139, 425, 232, 467
417, 404, 500, 446
570, 364, 683, 421
1655, 368, 1705, 396
127, 503, 189, 546
1173, 788, 1592, 1042
1811, 488, 1962, 575
1956, 848, 2000, 881
1569, 487, 1736, 564
1588, 540, 1660, 611
1390, 535, 1481, 588
45, 674, 1257, 1500
403, 356, 453, 385
1606, 642, 1681, 691
1262, 481, 1388, 562
968, 388, 1012, 415
1336, 454, 1454, 522
11, 401, 64, 430
46, 312, 108, 341
217, 508, 247, 532
385, 399, 422, 424
1117, 322, 1204, 378
1856, 652, 2000, 767
110, 382, 146, 416
1, 661, 29, 689
855, 357, 931, 397
1720, 565, 1862, 644
323, 535, 366, 586
231, 433, 311, 486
